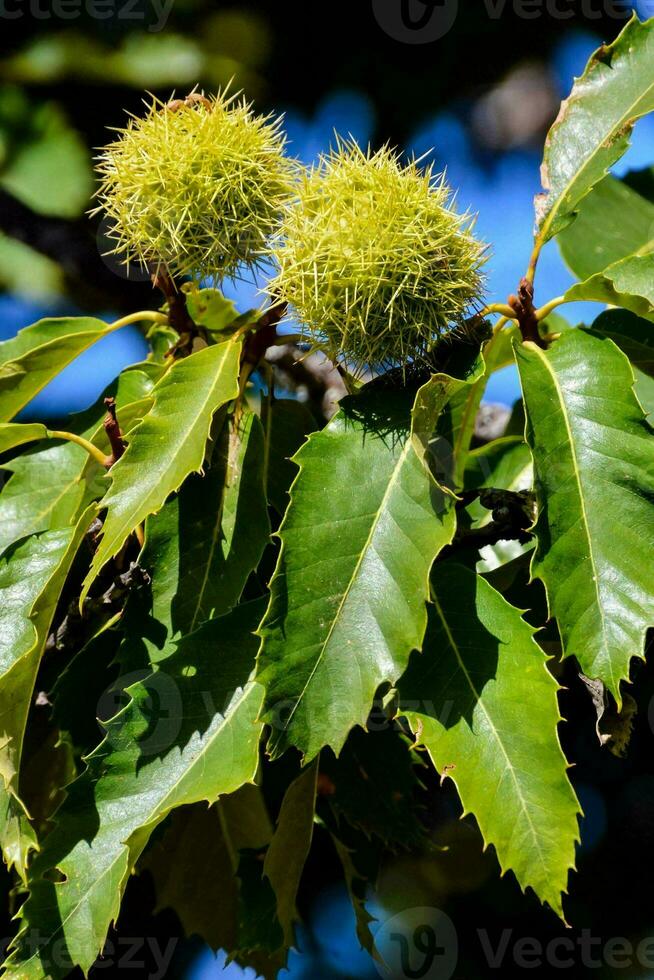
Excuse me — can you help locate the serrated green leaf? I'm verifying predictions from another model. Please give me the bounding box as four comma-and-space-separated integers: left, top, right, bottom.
5, 599, 265, 979
84, 338, 242, 593
399, 564, 581, 917
515, 329, 654, 701
51, 629, 122, 756
144, 757, 312, 976
157, 412, 270, 637
557, 173, 654, 281
564, 253, 654, 318
535, 16, 654, 246
256, 383, 457, 762
0, 369, 157, 556
330, 835, 378, 955
0, 317, 122, 422
589, 308, 654, 417
0, 509, 93, 876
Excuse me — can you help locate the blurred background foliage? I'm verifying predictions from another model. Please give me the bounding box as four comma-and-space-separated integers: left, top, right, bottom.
2, 2, 654, 978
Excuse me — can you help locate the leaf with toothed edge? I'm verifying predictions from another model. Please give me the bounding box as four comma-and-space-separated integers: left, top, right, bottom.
515, 328, 654, 703
4, 599, 265, 980
557, 172, 654, 282
399, 564, 581, 918
82, 338, 242, 599
535, 16, 654, 247
0, 508, 95, 878
255, 376, 461, 763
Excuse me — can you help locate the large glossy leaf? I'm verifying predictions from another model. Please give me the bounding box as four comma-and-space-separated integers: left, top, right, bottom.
564, 254, 654, 318
5, 600, 265, 980
557, 174, 654, 281
589, 308, 654, 417
0, 317, 122, 422
515, 329, 654, 700
535, 16, 654, 246
399, 564, 581, 917
0, 370, 156, 555
255, 383, 457, 761
85, 338, 242, 592
0, 510, 93, 876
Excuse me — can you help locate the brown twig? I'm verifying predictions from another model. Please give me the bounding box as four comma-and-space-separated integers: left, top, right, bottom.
242, 301, 289, 367
508, 278, 548, 348
151, 268, 196, 343
103, 397, 126, 467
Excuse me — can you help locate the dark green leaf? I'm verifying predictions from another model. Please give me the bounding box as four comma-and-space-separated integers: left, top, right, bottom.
399, 564, 581, 917
320, 727, 426, 849
120, 411, 270, 668
262, 398, 318, 515
589, 308, 654, 417
515, 329, 654, 700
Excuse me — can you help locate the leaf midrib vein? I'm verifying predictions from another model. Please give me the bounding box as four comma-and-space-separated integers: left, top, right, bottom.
280, 439, 412, 734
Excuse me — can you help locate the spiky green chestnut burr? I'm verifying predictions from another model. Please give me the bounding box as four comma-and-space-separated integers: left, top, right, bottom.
95, 91, 296, 282
270, 142, 487, 370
